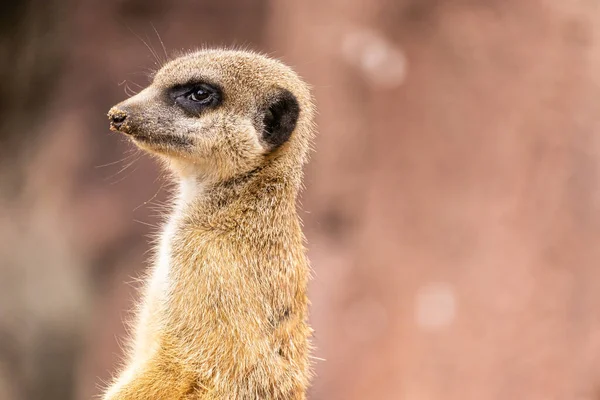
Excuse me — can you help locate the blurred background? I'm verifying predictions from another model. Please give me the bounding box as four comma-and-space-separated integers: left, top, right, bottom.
2, 0, 600, 399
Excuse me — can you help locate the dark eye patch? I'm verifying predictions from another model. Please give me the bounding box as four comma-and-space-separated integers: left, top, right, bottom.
167, 81, 222, 116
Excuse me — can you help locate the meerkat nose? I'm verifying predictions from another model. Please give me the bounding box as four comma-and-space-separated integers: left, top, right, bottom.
108, 108, 128, 131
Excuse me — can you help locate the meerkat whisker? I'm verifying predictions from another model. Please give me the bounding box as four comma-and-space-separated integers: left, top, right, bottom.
108, 164, 139, 185
150, 22, 168, 62
126, 26, 163, 68
94, 151, 138, 169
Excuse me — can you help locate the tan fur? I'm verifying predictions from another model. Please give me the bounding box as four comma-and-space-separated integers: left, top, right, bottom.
103, 49, 315, 399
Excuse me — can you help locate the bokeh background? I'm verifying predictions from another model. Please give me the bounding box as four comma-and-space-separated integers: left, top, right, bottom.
2, 0, 600, 399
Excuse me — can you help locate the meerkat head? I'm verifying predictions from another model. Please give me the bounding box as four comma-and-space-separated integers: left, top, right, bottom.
107, 49, 314, 183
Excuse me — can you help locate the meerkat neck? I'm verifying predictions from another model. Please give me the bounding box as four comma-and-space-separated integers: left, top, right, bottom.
178, 175, 205, 206
172, 163, 301, 230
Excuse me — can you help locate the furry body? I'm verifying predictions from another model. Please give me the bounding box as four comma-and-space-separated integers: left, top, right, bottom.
104, 50, 315, 399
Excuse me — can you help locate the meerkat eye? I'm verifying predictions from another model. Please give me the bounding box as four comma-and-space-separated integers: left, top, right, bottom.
169, 82, 222, 116
188, 88, 212, 103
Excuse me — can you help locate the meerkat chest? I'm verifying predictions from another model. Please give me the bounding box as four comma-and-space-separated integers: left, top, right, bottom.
148, 177, 203, 301
153, 216, 178, 293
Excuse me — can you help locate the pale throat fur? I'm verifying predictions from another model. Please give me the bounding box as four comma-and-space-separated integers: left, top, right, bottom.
104, 49, 315, 399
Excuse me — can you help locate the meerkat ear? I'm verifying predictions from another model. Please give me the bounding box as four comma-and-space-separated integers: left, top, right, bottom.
262, 89, 300, 150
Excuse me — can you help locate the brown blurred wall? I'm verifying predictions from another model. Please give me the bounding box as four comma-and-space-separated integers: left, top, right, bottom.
275, 1, 600, 399
1, 1, 600, 399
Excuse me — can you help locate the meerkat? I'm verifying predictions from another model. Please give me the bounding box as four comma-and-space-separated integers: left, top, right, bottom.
104, 49, 315, 399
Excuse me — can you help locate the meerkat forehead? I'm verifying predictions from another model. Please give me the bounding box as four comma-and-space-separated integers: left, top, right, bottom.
152, 50, 310, 106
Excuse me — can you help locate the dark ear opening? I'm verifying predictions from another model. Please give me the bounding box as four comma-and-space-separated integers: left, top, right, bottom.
262, 89, 300, 150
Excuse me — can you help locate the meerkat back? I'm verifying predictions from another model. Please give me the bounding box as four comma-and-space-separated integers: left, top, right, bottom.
103, 49, 315, 400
